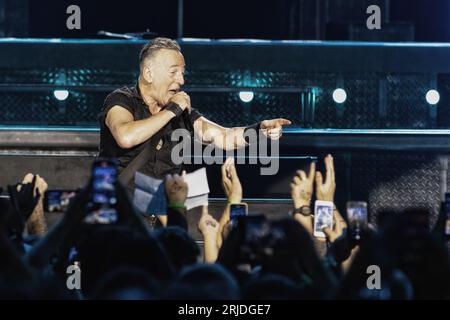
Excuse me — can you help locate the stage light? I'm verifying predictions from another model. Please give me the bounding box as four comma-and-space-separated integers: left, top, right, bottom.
333, 88, 347, 104
53, 89, 69, 101
239, 91, 254, 103
426, 89, 440, 105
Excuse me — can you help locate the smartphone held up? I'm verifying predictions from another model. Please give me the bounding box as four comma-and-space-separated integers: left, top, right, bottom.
313, 200, 334, 238
347, 201, 368, 242
84, 159, 119, 224
230, 203, 248, 221
44, 190, 77, 213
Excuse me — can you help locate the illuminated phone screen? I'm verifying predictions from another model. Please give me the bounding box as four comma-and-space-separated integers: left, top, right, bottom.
84, 159, 118, 224
230, 204, 248, 220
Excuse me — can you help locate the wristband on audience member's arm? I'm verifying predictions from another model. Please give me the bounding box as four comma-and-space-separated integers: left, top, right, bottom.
243, 122, 261, 144
167, 202, 186, 210
165, 102, 184, 117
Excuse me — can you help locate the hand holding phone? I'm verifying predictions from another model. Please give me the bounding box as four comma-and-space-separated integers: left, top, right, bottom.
314, 200, 334, 238
84, 159, 118, 224
230, 203, 248, 221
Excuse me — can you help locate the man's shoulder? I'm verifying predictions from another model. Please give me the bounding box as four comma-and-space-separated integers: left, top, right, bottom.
106, 85, 136, 100
99, 85, 140, 122
103, 85, 139, 111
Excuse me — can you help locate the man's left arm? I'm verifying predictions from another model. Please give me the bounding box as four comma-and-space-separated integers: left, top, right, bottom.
193, 116, 292, 150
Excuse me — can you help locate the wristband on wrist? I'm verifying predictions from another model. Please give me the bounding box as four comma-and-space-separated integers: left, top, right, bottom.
165, 102, 184, 117
167, 202, 186, 210
293, 205, 312, 216
243, 122, 261, 144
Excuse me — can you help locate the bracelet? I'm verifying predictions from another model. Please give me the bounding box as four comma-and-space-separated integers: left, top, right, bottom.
165, 102, 184, 117
293, 205, 312, 216
243, 122, 261, 144
167, 202, 186, 210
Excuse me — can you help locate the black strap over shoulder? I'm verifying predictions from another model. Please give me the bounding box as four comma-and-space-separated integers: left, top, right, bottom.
117, 127, 164, 187
118, 139, 153, 187
117, 110, 194, 188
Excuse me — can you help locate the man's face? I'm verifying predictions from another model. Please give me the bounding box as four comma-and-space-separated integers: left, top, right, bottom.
146, 49, 185, 106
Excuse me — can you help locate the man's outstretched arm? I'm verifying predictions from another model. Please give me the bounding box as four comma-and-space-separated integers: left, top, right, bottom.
193, 116, 291, 151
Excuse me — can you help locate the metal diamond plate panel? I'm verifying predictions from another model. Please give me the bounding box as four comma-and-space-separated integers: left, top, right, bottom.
350, 154, 442, 227
386, 74, 435, 129
0, 68, 138, 85
0, 91, 106, 125
190, 92, 303, 127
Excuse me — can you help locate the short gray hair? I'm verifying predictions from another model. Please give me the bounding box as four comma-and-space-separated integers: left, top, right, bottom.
139, 37, 181, 70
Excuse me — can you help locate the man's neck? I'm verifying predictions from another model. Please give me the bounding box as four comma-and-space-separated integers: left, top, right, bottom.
138, 78, 162, 114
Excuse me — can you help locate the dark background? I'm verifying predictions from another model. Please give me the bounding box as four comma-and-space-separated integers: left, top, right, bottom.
0, 0, 447, 41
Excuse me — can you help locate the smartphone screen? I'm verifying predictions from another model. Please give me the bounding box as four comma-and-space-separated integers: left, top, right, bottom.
314, 200, 334, 238
230, 203, 248, 221
84, 159, 118, 224
44, 190, 77, 213
347, 201, 368, 241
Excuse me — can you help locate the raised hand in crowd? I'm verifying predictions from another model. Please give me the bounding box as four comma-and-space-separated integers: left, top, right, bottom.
21, 174, 48, 236
218, 157, 243, 246
315, 154, 336, 202
291, 155, 338, 256
322, 210, 347, 244
322, 209, 354, 270
165, 173, 189, 230
198, 205, 220, 263
221, 157, 242, 204
7, 174, 41, 235
291, 161, 315, 235
165, 172, 188, 208
25, 185, 90, 270
26, 176, 151, 270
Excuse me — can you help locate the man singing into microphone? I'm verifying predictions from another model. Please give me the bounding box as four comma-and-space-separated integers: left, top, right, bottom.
99, 37, 291, 193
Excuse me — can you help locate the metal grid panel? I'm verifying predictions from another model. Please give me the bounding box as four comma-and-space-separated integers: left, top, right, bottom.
312, 73, 381, 128
350, 153, 442, 227
0, 91, 106, 125
0, 68, 137, 85
190, 92, 302, 127
185, 70, 309, 87
0, 68, 437, 129
386, 74, 435, 128
340, 73, 380, 128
